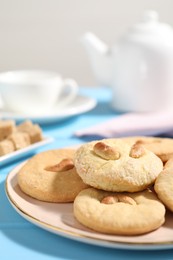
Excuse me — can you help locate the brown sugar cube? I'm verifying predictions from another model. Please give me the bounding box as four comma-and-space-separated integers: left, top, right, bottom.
8, 132, 31, 150
28, 124, 43, 144
0, 120, 16, 141
0, 139, 15, 156
17, 120, 34, 132
17, 121, 43, 144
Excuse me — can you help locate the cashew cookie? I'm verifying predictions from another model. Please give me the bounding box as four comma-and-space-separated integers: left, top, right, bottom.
18, 149, 88, 202
73, 188, 165, 235
123, 136, 173, 163
74, 139, 163, 192
154, 158, 173, 212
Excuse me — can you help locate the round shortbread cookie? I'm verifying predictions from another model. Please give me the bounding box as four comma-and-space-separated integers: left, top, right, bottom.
122, 136, 173, 163
18, 149, 88, 202
74, 139, 163, 192
73, 188, 165, 235
154, 158, 173, 212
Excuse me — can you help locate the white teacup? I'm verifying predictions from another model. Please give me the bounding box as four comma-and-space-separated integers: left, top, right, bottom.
0, 70, 78, 115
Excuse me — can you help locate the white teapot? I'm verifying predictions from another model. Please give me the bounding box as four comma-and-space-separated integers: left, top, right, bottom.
82, 10, 173, 112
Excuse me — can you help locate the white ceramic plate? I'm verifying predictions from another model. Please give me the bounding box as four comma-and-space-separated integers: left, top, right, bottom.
0, 95, 97, 124
0, 137, 53, 166
5, 162, 173, 250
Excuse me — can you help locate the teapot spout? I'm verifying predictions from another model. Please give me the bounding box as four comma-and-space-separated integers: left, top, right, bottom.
82, 32, 109, 55
81, 32, 112, 86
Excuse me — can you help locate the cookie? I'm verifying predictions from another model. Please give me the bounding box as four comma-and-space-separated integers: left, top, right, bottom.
18, 149, 88, 202
73, 188, 165, 235
154, 158, 173, 212
122, 136, 173, 163
74, 139, 163, 192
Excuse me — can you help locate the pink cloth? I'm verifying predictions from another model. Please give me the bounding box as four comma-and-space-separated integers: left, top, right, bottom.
75, 110, 173, 138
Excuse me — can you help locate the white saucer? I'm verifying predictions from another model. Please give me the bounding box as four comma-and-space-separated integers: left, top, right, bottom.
0, 95, 97, 124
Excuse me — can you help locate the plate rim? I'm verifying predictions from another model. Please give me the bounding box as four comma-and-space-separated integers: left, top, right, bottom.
5, 162, 173, 251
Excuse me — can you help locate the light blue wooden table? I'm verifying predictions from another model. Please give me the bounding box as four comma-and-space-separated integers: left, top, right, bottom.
1, 87, 173, 260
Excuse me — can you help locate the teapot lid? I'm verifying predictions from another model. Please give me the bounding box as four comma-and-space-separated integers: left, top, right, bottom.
126, 10, 173, 42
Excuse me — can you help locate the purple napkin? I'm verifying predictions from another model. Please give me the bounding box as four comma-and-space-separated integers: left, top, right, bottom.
75, 110, 173, 138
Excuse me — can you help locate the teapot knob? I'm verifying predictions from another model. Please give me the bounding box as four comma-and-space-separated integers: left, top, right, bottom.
142, 10, 159, 23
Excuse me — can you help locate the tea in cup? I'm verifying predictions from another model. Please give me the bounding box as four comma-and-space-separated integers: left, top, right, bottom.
0, 70, 78, 115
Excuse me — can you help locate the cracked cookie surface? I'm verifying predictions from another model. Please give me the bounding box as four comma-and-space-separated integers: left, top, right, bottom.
73, 188, 165, 235
123, 136, 173, 163
155, 158, 173, 212
74, 139, 163, 192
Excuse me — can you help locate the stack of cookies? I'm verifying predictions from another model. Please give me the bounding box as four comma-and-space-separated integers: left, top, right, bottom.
0, 120, 43, 156
74, 138, 166, 235
18, 137, 173, 236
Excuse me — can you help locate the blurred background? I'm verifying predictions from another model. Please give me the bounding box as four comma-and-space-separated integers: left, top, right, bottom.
0, 0, 173, 86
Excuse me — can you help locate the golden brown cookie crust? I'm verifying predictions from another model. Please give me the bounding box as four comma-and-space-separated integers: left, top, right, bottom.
18, 149, 88, 202
73, 188, 165, 235
122, 136, 173, 163
154, 158, 173, 212
74, 139, 163, 192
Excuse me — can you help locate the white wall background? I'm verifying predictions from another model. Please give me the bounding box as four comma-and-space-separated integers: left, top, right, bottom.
0, 0, 173, 86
